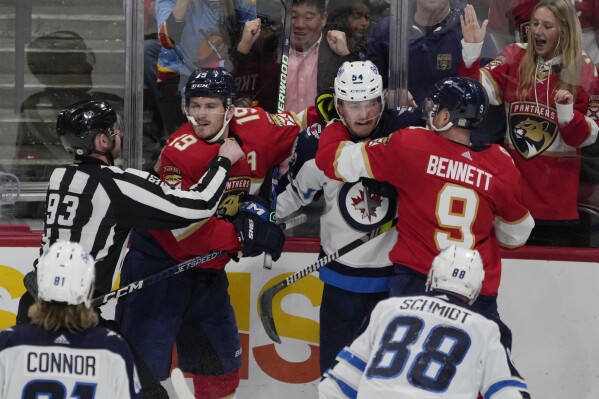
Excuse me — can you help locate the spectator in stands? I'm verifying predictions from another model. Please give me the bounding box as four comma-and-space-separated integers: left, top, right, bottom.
154, 0, 256, 136
459, 0, 599, 245
325, 0, 372, 60
286, 0, 359, 113
367, 0, 504, 145
230, 9, 283, 112
481, 0, 599, 67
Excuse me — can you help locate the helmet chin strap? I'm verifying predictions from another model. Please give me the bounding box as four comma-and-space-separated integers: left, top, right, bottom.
429, 115, 453, 133
206, 107, 233, 143
185, 106, 233, 143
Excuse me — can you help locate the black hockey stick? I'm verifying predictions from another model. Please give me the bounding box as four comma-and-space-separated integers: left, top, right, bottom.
264, 0, 294, 270
90, 250, 225, 307
259, 217, 399, 343
263, 165, 279, 269
89, 214, 308, 307
276, 0, 293, 114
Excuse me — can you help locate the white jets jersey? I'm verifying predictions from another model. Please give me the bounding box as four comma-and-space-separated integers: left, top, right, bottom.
319, 294, 530, 399
0, 324, 141, 399
276, 119, 401, 293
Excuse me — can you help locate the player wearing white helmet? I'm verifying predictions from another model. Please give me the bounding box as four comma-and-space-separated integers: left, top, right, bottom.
426, 244, 485, 304
276, 60, 423, 373
319, 245, 531, 399
0, 242, 141, 399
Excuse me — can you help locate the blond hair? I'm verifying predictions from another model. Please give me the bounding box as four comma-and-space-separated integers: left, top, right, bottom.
29, 301, 99, 332
517, 0, 583, 99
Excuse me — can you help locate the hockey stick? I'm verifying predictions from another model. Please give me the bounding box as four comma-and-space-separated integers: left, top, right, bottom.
90, 250, 225, 308
259, 217, 399, 343
88, 215, 307, 307
171, 368, 194, 399
263, 0, 293, 270
263, 165, 279, 269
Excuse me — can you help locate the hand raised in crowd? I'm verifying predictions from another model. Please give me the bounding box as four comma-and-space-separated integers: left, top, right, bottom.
460, 4, 488, 44
554, 89, 574, 105
218, 138, 245, 164
237, 18, 262, 55
327, 29, 350, 57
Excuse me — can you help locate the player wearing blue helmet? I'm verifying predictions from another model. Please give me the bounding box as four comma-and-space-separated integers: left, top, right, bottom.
116, 67, 300, 398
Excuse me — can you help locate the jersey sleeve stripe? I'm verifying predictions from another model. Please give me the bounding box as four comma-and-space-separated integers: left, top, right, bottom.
336, 348, 367, 372
484, 379, 529, 399
335, 142, 372, 182
493, 213, 534, 248
325, 371, 358, 399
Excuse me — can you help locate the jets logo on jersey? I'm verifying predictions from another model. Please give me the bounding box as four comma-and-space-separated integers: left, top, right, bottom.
338, 181, 396, 232
509, 101, 558, 159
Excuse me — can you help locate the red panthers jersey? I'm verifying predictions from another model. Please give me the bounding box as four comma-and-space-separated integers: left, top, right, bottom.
460, 43, 599, 220
150, 107, 299, 268
315, 122, 534, 296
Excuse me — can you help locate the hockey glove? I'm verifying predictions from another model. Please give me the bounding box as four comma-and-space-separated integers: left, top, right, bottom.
234, 196, 285, 261
316, 90, 339, 122
361, 177, 398, 198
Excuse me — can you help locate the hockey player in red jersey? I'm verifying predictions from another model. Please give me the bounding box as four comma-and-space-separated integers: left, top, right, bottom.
115, 67, 299, 399
315, 76, 534, 322
459, 1, 599, 244
318, 245, 531, 399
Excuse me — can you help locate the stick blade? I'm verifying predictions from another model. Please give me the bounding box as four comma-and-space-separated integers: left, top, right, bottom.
259, 284, 282, 343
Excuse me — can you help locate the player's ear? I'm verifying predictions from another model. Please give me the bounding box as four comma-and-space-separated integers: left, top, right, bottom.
226, 105, 235, 119
440, 108, 451, 125
93, 132, 109, 150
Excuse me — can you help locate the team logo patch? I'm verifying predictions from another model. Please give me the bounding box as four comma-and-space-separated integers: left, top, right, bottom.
367, 136, 391, 147
436, 54, 452, 71
272, 113, 298, 127
338, 181, 396, 232
217, 176, 251, 219
509, 101, 558, 159
487, 55, 506, 71
163, 165, 182, 188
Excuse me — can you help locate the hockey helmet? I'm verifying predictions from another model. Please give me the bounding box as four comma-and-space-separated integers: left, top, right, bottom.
37, 241, 95, 307
334, 60, 384, 105
427, 76, 488, 130
426, 245, 485, 304
56, 99, 119, 155
182, 67, 237, 110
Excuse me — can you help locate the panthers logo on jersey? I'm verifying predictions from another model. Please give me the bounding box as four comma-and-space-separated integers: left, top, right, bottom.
216, 177, 251, 219
509, 101, 558, 159
338, 180, 396, 232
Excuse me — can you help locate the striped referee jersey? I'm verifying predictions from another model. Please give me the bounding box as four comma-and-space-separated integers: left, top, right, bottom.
33, 154, 231, 296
